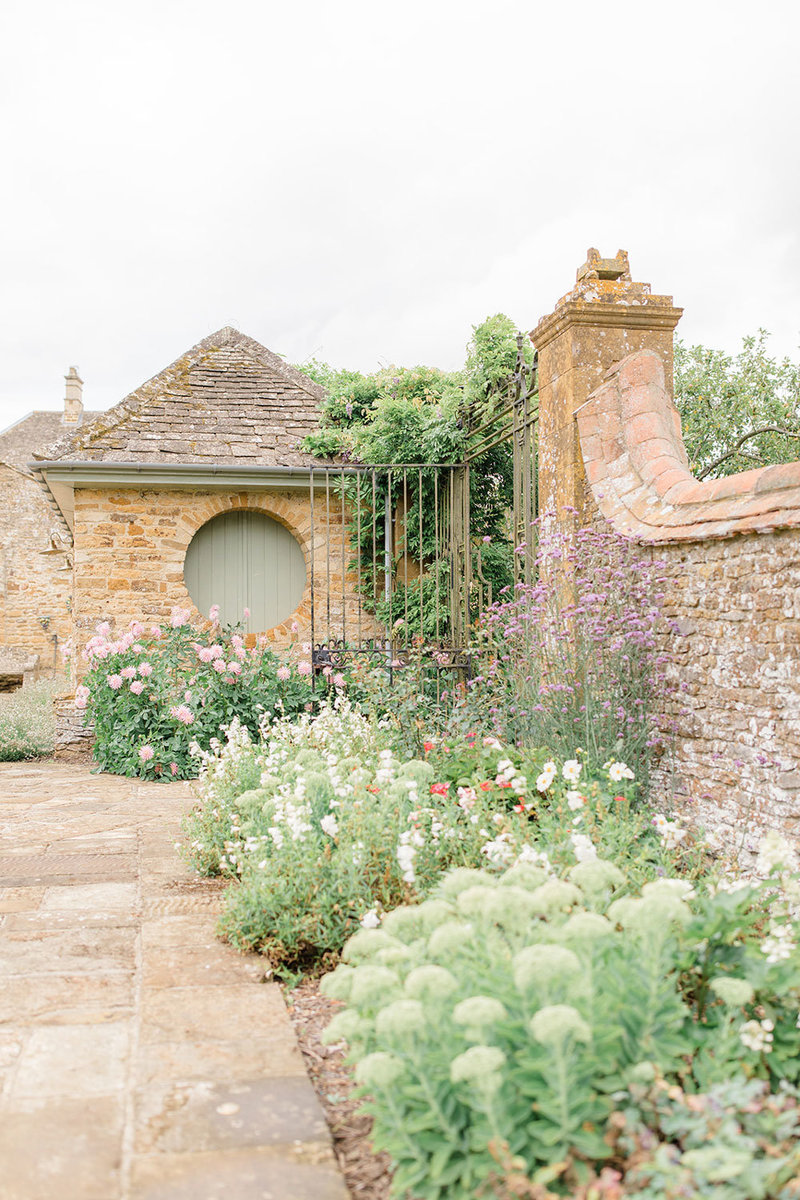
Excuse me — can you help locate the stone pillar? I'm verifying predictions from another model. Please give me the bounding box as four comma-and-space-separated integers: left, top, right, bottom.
63, 366, 84, 425
531, 249, 683, 532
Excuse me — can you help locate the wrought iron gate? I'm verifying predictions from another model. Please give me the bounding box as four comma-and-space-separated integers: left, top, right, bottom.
306, 335, 538, 679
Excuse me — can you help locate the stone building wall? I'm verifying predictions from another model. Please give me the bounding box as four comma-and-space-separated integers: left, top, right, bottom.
0, 464, 72, 682
71, 485, 383, 660
533, 250, 800, 862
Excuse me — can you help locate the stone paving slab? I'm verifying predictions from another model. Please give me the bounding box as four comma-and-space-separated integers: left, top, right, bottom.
0, 761, 348, 1200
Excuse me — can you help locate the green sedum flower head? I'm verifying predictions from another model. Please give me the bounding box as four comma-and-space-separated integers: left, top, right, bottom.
320, 963, 355, 1001
529, 879, 583, 918
453, 995, 507, 1028
349, 965, 401, 1007
355, 1051, 406, 1090
375, 998, 426, 1038
560, 912, 615, 942
568, 858, 625, 899
709, 976, 756, 1007
427, 920, 474, 956
513, 944, 582, 992
450, 1044, 506, 1094
530, 1004, 591, 1048
404, 965, 459, 1000
322, 1008, 367, 1045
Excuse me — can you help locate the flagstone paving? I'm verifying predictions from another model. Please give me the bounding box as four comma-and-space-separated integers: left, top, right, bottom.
0, 761, 348, 1200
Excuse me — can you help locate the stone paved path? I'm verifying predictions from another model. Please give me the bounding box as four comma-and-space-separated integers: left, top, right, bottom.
0, 761, 348, 1200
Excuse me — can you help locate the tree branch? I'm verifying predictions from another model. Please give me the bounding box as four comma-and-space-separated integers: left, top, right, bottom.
696, 426, 800, 480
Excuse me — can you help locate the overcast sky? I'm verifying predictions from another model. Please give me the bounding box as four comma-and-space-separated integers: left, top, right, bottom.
1, 0, 798, 430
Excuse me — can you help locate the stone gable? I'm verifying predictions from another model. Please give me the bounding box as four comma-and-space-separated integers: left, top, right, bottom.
41, 327, 327, 467
0, 410, 99, 474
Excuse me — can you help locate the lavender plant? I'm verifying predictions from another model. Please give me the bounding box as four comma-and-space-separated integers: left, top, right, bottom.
465, 521, 675, 784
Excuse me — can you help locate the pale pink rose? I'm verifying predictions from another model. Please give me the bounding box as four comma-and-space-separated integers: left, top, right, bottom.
120, 666, 137, 679
138, 745, 155, 762
209, 643, 224, 659
213, 659, 227, 674
138, 662, 153, 677
297, 661, 312, 676
74, 685, 90, 710
276, 665, 291, 681
130, 680, 145, 695
107, 674, 123, 690
169, 704, 194, 725
227, 661, 242, 676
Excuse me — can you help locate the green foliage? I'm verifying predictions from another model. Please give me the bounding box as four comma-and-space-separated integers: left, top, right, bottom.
0, 679, 56, 760
325, 840, 800, 1199
79, 609, 313, 779
675, 331, 800, 479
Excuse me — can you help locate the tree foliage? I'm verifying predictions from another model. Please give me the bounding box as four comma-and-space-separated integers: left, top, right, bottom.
674, 331, 800, 479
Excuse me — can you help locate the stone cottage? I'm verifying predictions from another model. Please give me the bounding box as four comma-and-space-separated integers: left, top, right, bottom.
0, 368, 98, 689
2, 327, 372, 683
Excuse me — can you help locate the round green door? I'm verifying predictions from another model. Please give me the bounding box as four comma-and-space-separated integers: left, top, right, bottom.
184, 510, 306, 630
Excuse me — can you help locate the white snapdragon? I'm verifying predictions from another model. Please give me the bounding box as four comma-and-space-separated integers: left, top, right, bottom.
320, 814, 339, 838
397, 833, 417, 884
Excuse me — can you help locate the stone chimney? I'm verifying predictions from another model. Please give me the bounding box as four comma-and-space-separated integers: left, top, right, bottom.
531, 249, 683, 532
62, 367, 84, 425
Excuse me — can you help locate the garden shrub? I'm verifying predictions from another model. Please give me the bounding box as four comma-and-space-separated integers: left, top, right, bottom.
322, 834, 800, 1199
0, 679, 56, 760
76, 606, 315, 779
183, 707, 700, 973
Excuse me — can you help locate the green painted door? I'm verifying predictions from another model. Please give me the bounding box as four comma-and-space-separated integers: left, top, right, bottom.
184, 510, 306, 631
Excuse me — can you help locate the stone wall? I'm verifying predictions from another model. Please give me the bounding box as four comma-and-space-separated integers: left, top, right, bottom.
533, 250, 800, 862
0, 464, 72, 680
71, 485, 383, 658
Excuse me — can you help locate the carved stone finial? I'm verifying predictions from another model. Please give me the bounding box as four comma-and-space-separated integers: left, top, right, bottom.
576, 248, 631, 284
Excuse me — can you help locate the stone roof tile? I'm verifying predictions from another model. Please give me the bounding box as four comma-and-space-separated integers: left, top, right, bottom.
40, 327, 329, 468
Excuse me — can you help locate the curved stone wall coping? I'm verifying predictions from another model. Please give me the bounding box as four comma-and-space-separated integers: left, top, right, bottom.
577, 350, 800, 543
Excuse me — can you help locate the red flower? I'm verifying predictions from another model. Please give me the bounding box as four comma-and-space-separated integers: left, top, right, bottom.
497, 779, 512, 789
513, 803, 526, 813
430, 782, 450, 796
613, 795, 626, 803
465, 731, 476, 740
423, 741, 435, 753
478, 781, 492, 792
366, 784, 379, 793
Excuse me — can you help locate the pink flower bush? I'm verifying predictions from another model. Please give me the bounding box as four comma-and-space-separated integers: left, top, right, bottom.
277, 665, 291, 681
170, 606, 191, 629
197, 647, 215, 663
74, 684, 90, 710
138, 745, 154, 762
213, 659, 227, 674
226, 661, 242, 676
130, 680, 145, 695
120, 666, 137, 680
297, 661, 312, 676
107, 674, 123, 690
138, 662, 153, 677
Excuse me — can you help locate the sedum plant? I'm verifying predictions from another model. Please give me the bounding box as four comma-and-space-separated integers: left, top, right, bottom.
321, 834, 800, 1200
